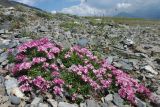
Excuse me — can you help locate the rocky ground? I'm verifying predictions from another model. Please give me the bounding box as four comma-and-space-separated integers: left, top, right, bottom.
0, 4, 160, 107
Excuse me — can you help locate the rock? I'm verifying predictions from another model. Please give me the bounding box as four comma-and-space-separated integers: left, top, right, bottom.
10, 95, 21, 105
86, 99, 99, 107
0, 49, 4, 54
136, 97, 146, 107
58, 102, 78, 107
141, 65, 158, 75
0, 68, 8, 74
1, 60, 8, 66
156, 87, 160, 95
39, 26, 49, 32
150, 93, 160, 107
31, 97, 43, 107
0, 85, 6, 95
0, 52, 8, 63
11, 87, 24, 99
5, 76, 18, 95
78, 38, 88, 47
106, 56, 113, 64
0, 95, 11, 106
104, 94, 113, 103
0, 29, 5, 34
38, 103, 48, 107
47, 99, 58, 107
80, 103, 86, 107
101, 103, 108, 107
113, 93, 124, 106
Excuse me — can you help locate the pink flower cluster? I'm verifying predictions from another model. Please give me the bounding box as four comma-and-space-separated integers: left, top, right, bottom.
65, 46, 151, 104
12, 62, 32, 74
111, 68, 151, 103
33, 76, 50, 91
17, 38, 49, 52
18, 75, 32, 92
65, 46, 97, 61
32, 57, 46, 64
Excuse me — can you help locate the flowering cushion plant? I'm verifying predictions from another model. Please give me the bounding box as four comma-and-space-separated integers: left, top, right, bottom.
8, 38, 152, 105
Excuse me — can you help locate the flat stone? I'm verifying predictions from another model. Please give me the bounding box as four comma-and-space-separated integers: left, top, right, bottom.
1, 60, 8, 66
0, 52, 8, 63
4, 77, 18, 95
78, 38, 88, 47
113, 93, 124, 106
80, 103, 86, 107
47, 99, 57, 107
38, 103, 48, 107
136, 97, 146, 107
0, 29, 5, 34
86, 100, 100, 107
141, 65, 158, 75
104, 94, 113, 103
1, 67, 9, 74
10, 95, 21, 105
101, 103, 108, 107
31, 97, 43, 107
0, 85, 6, 95
0, 95, 11, 106
58, 102, 78, 107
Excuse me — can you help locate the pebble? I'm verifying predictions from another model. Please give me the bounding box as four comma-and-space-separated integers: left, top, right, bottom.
10, 95, 21, 105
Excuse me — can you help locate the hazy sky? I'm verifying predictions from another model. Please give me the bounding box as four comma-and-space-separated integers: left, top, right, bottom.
13, 0, 160, 17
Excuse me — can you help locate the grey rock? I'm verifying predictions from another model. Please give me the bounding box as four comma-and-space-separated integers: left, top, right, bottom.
58, 102, 78, 107
141, 65, 158, 75
0, 49, 4, 54
136, 97, 146, 107
156, 87, 160, 95
39, 26, 49, 32
0, 85, 6, 95
113, 93, 124, 106
31, 97, 43, 107
0, 29, 5, 34
38, 103, 48, 107
0, 95, 11, 106
80, 103, 86, 107
4, 77, 18, 95
86, 99, 99, 107
1, 60, 8, 66
106, 56, 113, 64
150, 93, 160, 107
78, 38, 88, 47
104, 94, 113, 103
47, 99, 58, 107
0, 52, 8, 63
101, 103, 108, 107
10, 95, 21, 105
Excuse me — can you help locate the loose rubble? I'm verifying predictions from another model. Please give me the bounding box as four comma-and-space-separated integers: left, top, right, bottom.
0, 3, 160, 107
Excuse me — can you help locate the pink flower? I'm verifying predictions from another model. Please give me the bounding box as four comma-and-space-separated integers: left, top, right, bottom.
51, 71, 60, 77
52, 78, 64, 86
19, 83, 32, 92
32, 57, 46, 64
50, 64, 59, 71
53, 86, 63, 95
72, 93, 77, 101
18, 75, 30, 83
100, 79, 112, 88
33, 76, 50, 91
12, 62, 32, 74
16, 54, 26, 61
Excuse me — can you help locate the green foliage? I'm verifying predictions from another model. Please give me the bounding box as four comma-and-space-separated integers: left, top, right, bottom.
61, 70, 91, 95
60, 21, 85, 31
28, 66, 52, 81
7, 53, 15, 63
15, 5, 25, 12
35, 11, 54, 20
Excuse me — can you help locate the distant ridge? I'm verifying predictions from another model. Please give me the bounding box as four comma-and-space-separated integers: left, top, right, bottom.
0, 0, 45, 12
